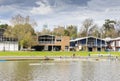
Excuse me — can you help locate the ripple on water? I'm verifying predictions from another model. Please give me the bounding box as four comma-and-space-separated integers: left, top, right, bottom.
0, 60, 119, 81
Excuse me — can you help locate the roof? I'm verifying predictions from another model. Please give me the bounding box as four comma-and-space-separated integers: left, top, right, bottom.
112, 37, 120, 41
103, 37, 112, 41
70, 36, 104, 42
103, 37, 120, 41
39, 34, 55, 37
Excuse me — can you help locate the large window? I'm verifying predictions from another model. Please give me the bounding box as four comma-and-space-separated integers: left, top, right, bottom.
116, 41, 120, 47
56, 38, 61, 42
38, 35, 55, 44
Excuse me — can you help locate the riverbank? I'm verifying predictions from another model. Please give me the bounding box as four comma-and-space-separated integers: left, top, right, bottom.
0, 56, 119, 61
0, 51, 119, 61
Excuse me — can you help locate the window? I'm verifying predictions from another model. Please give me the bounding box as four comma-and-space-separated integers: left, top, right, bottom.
56, 38, 61, 42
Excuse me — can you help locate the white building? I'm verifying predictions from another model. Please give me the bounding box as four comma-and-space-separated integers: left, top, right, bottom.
0, 28, 19, 51
0, 42, 18, 51
104, 37, 120, 51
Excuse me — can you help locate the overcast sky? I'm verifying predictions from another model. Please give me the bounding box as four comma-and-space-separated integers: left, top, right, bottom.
0, 0, 120, 31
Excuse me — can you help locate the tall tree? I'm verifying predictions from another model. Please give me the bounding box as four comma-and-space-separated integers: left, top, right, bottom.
40, 25, 51, 35
88, 24, 100, 37
64, 25, 77, 39
114, 20, 120, 37
79, 18, 98, 37
103, 19, 116, 38
4, 26, 13, 37
5, 24, 35, 50
11, 14, 37, 27
4, 14, 36, 50
53, 26, 65, 36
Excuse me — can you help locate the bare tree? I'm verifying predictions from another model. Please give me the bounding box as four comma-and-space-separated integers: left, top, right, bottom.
53, 26, 65, 36
114, 20, 120, 37
11, 14, 37, 27
79, 18, 98, 37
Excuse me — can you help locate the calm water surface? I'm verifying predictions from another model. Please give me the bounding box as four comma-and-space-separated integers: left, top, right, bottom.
0, 60, 120, 81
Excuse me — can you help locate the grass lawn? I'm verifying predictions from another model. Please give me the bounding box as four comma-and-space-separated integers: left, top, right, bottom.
0, 51, 120, 56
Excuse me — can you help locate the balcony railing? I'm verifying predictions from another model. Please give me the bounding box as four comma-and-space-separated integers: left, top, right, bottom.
39, 41, 55, 44
75, 43, 106, 47
39, 37, 55, 39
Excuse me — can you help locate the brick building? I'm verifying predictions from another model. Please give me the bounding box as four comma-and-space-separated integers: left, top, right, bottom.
33, 35, 70, 51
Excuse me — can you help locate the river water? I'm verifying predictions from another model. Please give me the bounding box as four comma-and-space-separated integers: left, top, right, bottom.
0, 59, 120, 81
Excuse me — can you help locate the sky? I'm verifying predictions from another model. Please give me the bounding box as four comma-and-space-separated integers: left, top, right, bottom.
0, 0, 120, 31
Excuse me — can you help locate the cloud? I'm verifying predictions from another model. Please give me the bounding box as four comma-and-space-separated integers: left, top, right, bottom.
0, 18, 11, 25
0, 0, 38, 7
0, 0, 120, 31
88, 0, 120, 10
30, 0, 53, 15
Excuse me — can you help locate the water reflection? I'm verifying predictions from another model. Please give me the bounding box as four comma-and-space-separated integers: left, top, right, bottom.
81, 61, 95, 81
0, 60, 120, 81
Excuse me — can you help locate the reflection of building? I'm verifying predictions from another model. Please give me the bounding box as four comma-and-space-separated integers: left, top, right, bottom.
33, 35, 70, 51
70, 36, 106, 51
104, 37, 120, 51
0, 28, 18, 51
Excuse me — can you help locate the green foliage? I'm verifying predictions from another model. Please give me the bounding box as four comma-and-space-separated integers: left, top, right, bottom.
40, 27, 51, 35
64, 25, 77, 39
79, 18, 99, 37
13, 24, 35, 49
0, 24, 8, 29
53, 26, 65, 36
79, 18, 119, 38
4, 14, 36, 49
4, 24, 35, 49
115, 20, 120, 37
103, 19, 116, 38
40, 25, 77, 39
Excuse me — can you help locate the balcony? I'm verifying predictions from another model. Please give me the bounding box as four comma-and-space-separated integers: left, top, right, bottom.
86, 43, 106, 47
39, 41, 55, 44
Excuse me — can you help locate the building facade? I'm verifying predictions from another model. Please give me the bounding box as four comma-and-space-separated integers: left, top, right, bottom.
0, 28, 18, 51
33, 35, 70, 51
105, 37, 120, 51
70, 36, 106, 51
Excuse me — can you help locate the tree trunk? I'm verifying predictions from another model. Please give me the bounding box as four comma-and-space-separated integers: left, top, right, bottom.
20, 45, 23, 51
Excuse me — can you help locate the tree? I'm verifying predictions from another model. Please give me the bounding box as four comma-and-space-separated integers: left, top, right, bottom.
88, 24, 100, 37
103, 19, 116, 38
40, 27, 51, 35
0, 24, 8, 29
4, 26, 13, 37
20, 32, 35, 48
5, 24, 35, 50
53, 26, 65, 36
114, 20, 120, 37
0, 24, 8, 37
64, 25, 77, 39
11, 14, 37, 27
79, 18, 98, 37
4, 14, 36, 50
